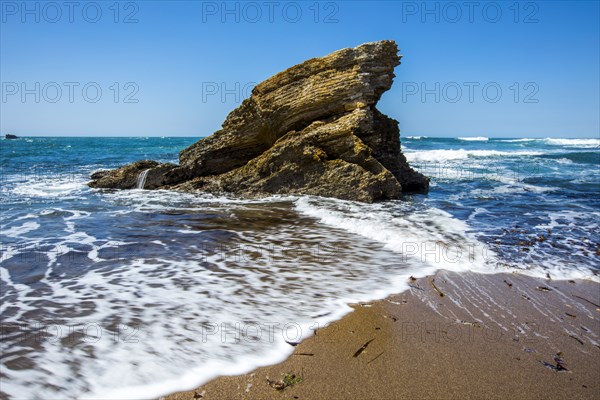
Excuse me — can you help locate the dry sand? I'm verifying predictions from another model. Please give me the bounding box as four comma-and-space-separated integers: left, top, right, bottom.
165, 271, 600, 400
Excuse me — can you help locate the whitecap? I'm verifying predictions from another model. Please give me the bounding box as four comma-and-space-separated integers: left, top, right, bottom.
457, 136, 489, 141
497, 138, 538, 143
404, 149, 543, 163
544, 138, 600, 148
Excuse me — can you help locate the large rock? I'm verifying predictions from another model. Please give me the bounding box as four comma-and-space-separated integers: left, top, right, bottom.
89, 40, 429, 202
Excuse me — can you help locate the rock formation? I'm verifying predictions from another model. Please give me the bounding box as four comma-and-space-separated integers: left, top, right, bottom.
89, 40, 429, 202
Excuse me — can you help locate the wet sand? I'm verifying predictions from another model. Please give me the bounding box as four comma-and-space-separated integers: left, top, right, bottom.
165, 271, 600, 400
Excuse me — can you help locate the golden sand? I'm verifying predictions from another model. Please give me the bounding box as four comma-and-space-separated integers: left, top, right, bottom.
166, 271, 600, 400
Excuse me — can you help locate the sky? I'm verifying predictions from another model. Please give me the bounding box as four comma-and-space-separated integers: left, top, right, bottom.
0, 0, 599, 138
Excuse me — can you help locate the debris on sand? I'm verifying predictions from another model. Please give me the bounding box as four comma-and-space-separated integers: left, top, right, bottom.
540, 352, 570, 372
267, 372, 304, 391
430, 279, 445, 297
353, 338, 375, 358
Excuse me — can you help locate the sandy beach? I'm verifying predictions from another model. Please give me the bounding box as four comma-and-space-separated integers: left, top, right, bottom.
166, 271, 600, 400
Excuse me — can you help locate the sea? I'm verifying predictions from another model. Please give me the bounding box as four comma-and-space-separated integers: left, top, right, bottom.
1, 136, 599, 399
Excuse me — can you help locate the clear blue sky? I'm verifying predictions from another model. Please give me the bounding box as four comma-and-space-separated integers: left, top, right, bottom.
1, 0, 599, 137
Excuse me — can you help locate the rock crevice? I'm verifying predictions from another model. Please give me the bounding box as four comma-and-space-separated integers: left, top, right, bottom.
89, 40, 429, 202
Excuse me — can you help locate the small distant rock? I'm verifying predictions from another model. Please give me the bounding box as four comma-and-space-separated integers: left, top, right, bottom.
5, 134, 18, 139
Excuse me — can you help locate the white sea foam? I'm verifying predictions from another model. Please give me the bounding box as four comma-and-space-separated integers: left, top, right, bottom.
9, 177, 87, 199
544, 138, 600, 148
295, 197, 493, 274
1, 221, 40, 237
497, 138, 537, 143
494, 138, 599, 147
102, 189, 297, 213
554, 158, 574, 164
458, 136, 489, 141
470, 183, 557, 197
404, 149, 543, 162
